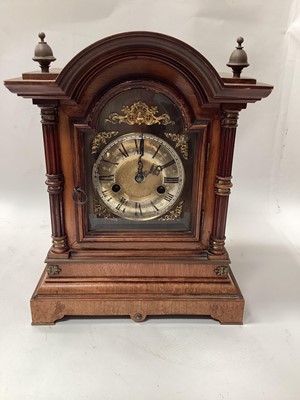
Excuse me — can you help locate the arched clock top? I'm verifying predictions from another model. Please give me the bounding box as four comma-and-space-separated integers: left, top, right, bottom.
57, 31, 223, 107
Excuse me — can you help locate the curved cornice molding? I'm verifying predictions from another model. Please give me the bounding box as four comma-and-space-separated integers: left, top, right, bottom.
56, 31, 223, 105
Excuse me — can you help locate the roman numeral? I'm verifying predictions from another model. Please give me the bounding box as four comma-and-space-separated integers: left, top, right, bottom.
152, 144, 161, 159
116, 196, 127, 211
99, 175, 115, 181
164, 193, 174, 202
102, 190, 113, 202
118, 143, 129, 158
164, 177, 179, 184
150, 201, 159, 212
135, 138, 144, 155
102, 189, 111, 196
135, 202, 143, 216
102, 159, 119, 166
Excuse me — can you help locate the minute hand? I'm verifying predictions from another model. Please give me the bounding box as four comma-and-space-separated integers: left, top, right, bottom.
153, 159, 175, 175
135, 156, 144, 183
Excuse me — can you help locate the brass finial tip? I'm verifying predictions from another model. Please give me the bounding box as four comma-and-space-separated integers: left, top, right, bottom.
38, 32, 46, 42
33, 32, 56, 73
236, 37, 244, 47
226, 36, 249, 78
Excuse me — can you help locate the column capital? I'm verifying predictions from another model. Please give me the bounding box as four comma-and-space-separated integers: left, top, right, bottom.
40, 106, 58, 124
221, 110, 239, 128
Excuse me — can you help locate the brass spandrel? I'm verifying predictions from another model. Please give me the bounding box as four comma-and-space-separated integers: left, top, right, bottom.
105, 101, 175, 126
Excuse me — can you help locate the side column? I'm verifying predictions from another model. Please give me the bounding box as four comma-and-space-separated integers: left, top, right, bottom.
209, 109, 239, 257
39, 103, 69, 255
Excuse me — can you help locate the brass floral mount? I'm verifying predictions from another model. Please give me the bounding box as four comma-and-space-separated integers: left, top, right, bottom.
46, 265, 61, 276
105, 101, 175, 126
214, 266, 229, 276
94, 199, 117, 219
159, 201, 184, 221
164, 132, 189, 160
92, 131, 118, 154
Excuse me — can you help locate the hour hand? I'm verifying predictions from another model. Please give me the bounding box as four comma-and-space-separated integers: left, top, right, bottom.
135, 156, 144, 183
143, 163, 157, 177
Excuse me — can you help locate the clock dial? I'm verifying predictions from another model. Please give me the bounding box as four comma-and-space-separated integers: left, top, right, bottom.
92, 132, 185, 221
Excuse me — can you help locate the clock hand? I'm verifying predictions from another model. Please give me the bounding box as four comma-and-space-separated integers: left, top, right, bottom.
143, 163, 156, 177
150, 159, 176, 176
135, 156, 145, 183
140, 137, 144, 156
134, 135, 145, 182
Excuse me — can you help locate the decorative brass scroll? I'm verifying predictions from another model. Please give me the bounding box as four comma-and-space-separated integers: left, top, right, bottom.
92, 131, 118, 154
46, 265, 61, 276
214, 266, 229, 277
105, 101, 174, 126
164, 132, 189, 160
159, 201, 184, 221
94, 199, 117, 219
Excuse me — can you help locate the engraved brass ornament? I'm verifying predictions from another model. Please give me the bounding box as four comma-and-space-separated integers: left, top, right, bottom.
94, 199, 117, 219
92, 131, 119, 154
46, 265, 62, 276
214, 266, 229, 276
92, 132, 185, 221
159, 201, 184, 221
164, 132, 189, 160
105, 101, 175, 126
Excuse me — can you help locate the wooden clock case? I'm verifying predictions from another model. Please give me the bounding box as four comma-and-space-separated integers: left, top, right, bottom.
5, 32, 273, 324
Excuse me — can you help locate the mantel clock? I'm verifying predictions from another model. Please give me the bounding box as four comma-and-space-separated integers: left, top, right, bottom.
4, 32, 273, 324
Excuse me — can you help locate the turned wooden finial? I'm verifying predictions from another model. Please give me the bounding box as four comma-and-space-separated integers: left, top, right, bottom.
227, 37, 249, 78
32, 32, 56, 73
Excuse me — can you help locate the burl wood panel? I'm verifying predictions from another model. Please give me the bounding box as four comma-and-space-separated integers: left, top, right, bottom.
31, 268, 244, 324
